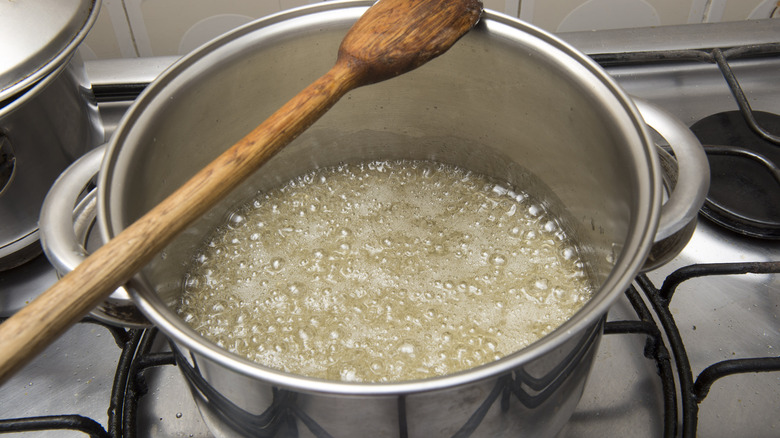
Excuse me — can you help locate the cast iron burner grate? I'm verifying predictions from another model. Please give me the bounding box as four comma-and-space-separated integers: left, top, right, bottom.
592, 43, 780, 238
0, 319, 173, 438
2, 261, 778, 438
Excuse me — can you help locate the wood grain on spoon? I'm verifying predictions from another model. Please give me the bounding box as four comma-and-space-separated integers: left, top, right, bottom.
0, 0, 482, 383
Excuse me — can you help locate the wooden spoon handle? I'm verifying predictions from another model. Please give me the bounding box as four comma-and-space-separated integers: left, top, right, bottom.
0, 61, 362, 382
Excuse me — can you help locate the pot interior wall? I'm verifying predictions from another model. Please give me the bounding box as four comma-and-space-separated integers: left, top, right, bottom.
103, 8, 652, 361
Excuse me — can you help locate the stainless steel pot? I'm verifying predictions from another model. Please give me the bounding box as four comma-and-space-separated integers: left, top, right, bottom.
0, 0, 103, 270
40, 2, 709, 436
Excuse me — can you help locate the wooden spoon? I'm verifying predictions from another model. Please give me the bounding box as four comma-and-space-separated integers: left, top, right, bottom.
0, 0, 482, 383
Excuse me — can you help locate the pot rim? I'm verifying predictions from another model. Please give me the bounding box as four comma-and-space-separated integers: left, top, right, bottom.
105, 2, 661, 396
0, 0, 101, 108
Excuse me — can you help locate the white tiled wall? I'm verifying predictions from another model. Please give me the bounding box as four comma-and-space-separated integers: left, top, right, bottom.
81, 0, 780, 60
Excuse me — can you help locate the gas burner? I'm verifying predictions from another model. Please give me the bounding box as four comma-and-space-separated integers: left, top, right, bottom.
690, 111, 780, 239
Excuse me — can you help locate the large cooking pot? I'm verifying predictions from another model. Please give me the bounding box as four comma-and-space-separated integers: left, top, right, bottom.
41, 2, 709, 436
0, 0, 103, 270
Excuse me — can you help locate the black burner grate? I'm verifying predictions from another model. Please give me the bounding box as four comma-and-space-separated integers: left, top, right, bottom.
635, 262, 780, 438
0, 318, 174, 438
3, 260, 776, 438
593, 43, 780, 238
592, 43, 780, 436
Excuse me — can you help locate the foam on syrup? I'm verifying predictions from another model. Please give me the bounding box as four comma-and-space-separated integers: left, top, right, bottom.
178, 160, 593, 382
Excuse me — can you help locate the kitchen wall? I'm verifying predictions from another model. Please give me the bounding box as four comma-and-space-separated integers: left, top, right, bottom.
81, 0, 779, 60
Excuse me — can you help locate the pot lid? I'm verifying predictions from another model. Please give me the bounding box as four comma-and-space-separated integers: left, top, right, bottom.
0, 0, 100, 103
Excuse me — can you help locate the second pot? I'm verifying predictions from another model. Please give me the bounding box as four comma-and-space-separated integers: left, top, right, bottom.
0, 0, 103, 269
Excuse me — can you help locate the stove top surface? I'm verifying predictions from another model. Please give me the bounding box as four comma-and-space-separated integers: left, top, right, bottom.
1, 18, 778, 438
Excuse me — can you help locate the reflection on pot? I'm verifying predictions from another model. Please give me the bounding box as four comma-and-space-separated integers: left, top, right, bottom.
0, 134, 14, 195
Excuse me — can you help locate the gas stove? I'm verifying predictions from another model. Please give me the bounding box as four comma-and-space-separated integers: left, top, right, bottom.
1, 18, 779, 438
